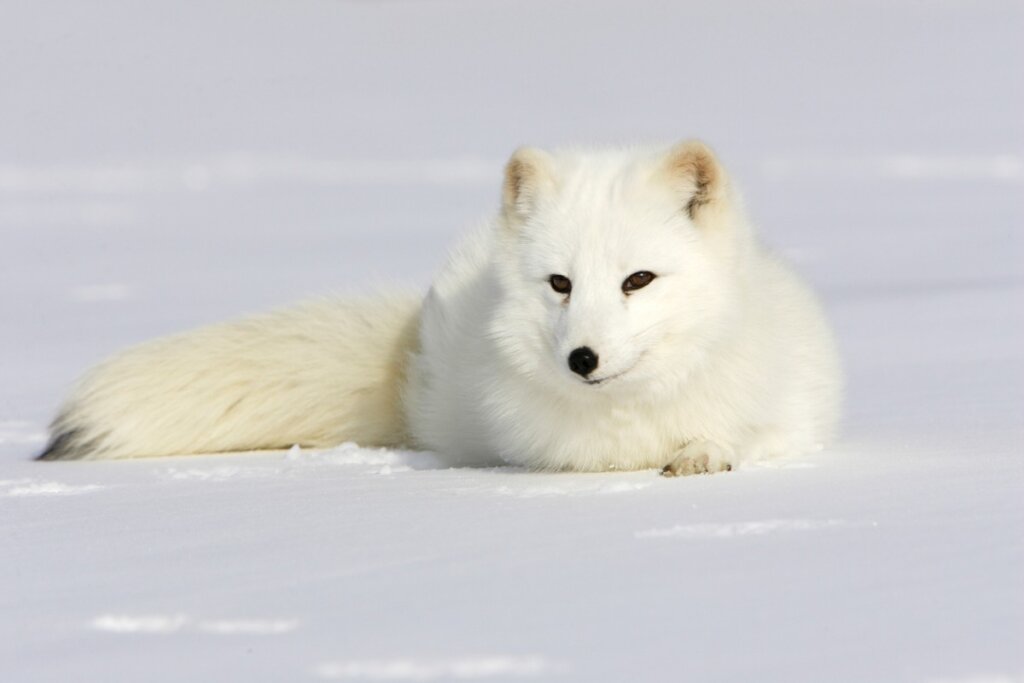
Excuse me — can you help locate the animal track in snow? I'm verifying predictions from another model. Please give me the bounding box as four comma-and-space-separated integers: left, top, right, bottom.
91, 614, 189, 634
197, 619, 299, 634
313, 655, 560, 680
90, 614, 298, 635
155, 443, 443, 482
635, 518, 865, 539
492, 481, 651, 498
2, 479, 104, 497
158, 465, 284, 482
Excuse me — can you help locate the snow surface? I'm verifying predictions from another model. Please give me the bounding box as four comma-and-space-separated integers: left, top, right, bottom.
1, 1, 1022, 681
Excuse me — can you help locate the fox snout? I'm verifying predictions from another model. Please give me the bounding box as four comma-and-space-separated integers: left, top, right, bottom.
567, 346, 599, 378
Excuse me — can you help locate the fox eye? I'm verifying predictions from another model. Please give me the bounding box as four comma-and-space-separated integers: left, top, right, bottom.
549, 274, 572, 295
622, 271, 656, 293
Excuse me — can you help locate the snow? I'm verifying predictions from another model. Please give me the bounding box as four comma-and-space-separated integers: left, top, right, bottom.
1, 0, 1022, 681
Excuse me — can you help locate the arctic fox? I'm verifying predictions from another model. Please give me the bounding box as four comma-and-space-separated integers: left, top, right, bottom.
38, 141, 841, 475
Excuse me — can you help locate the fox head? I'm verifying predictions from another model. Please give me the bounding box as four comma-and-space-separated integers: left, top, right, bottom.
489, 141, 753, 400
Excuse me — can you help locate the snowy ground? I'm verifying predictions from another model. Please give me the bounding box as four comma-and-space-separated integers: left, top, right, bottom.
1, 1, 1022, 681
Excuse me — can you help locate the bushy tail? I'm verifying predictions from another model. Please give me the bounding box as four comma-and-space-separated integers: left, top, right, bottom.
37, 295, 421, 460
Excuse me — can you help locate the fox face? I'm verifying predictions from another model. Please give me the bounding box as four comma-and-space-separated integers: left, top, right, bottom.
489, 142, 746, 399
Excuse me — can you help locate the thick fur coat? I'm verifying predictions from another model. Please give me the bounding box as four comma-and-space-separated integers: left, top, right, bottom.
40, 141, 842, 474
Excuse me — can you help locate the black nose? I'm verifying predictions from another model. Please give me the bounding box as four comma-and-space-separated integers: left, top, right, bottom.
568, 346, 599, 377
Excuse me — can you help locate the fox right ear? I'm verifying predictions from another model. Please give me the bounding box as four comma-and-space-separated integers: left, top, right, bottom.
502, 147, 555, 224
660, 140, 729, 224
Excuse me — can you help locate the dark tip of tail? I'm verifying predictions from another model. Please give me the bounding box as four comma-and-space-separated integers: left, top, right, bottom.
36, 429, 84, 461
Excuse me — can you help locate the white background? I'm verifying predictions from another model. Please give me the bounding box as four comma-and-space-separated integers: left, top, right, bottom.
1, 1, 1021, 681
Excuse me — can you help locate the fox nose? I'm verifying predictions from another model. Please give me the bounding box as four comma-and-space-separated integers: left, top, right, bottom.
568, 346, 599, 377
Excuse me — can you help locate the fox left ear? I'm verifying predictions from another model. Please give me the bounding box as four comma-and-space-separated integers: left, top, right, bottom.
502, 147, 556, 225
660, 140, 728, 223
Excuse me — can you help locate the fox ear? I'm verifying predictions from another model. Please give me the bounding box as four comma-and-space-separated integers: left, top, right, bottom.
661, 140, 728, 222
502, 147, 555, 224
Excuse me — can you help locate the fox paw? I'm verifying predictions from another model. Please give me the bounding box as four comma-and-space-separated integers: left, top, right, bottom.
661, 442, 733, 477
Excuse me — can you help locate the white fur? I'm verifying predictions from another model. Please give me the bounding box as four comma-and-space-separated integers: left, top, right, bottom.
44, 297, 420, 459
42, 141, 841, 473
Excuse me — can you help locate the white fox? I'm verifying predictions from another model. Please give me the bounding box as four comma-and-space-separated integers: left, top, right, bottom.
39, 141, 841, 475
